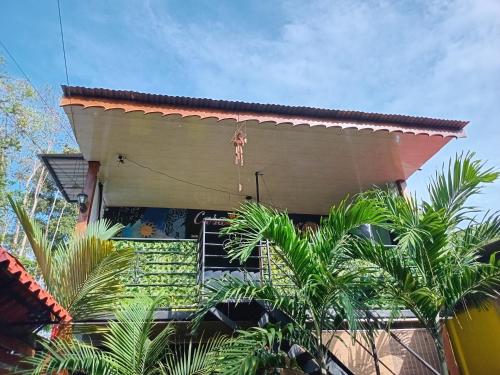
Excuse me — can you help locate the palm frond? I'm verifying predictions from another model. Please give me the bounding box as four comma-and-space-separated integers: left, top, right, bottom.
164, 335, 229, 375
222, 203, 315, 288
8, 195, 53, 287
85, 218, 124, 240
104, 296, 163, 375
425, 152, 498, 224
193, 275, 300, 330
18, 337, 113, 375
9, 195, 135, 322
52, 235, 135, 320
220, 325, 295, 375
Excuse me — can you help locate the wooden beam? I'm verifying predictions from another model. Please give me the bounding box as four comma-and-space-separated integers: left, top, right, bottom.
75, 161, 100, 234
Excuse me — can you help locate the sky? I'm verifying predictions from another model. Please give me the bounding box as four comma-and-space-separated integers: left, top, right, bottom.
1, 0, 499, 212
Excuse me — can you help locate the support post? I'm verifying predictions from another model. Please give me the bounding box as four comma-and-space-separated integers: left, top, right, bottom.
255, 171, 262, 204
75, 161, 100, 234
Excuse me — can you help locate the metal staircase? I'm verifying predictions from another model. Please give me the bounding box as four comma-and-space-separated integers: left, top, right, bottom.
198, 218, 353, 375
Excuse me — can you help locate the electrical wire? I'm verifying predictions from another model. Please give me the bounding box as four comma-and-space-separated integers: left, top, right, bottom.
56, 0, 77, 143
261, 174, 286, 211
0, 38, 76, 142
125, 157, 246, 198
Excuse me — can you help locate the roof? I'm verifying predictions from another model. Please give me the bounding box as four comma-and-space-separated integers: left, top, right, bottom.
0, 247, 71, 326
39, 153, 87, 202
62, 85, 468, 132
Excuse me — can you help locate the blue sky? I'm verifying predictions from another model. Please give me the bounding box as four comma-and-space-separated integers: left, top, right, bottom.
1, 0, 499, 211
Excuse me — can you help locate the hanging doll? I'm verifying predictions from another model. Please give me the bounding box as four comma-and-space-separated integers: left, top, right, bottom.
232, 131, 247, 167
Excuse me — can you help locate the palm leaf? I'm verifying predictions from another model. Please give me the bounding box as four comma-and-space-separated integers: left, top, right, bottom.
164, 336, 229, 375
8, 195, 53, 287
17, 337, 114, 375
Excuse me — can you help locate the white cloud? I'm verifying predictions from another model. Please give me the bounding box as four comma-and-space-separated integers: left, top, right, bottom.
66, 0, 500, 210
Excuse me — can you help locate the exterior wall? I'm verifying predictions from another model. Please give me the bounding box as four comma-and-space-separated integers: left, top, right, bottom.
446, 300, 500, 375
323, 329, 440, 375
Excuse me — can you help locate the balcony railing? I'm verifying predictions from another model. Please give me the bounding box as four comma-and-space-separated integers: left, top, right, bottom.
113, 217, 298, 309
115, 238, 199, 309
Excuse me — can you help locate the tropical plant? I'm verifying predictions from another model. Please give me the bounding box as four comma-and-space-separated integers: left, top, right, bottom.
195, 199, 385, 373
115, 240, 199, 308
19, 296, 230, 375
349, 153, 500, 375
8, 195, 135, 326
220, 324, 300, 375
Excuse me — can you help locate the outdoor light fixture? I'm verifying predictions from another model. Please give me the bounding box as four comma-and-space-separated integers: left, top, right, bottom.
77, 192, 88, 213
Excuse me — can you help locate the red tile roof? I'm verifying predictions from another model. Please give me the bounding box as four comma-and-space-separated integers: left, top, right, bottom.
0, 247, 71, 326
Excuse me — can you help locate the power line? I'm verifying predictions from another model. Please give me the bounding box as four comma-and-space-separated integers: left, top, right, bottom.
261, 174, 286, 211
0, 38, 76, 143
125, 156, 245, 198
56, 0, 77, 143
56, 0, 70, 89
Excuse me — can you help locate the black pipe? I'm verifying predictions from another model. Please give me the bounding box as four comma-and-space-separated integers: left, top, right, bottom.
255, 171, 261, 204
97, 182, 103, 219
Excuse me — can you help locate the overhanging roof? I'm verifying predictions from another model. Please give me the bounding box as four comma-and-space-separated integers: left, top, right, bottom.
39, 153, 87, 202
0, 247, 71, 327
62, 86, 468, 132
58, 86, 468, 214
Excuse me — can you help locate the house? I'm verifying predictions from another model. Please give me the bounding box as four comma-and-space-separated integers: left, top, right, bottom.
41, 86, 468, 374
0, 247, 71, 373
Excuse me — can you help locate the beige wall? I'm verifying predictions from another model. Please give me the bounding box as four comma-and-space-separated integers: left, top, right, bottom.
323, 329, 440, 375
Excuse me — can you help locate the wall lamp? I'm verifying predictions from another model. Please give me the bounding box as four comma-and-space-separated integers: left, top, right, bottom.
77, 192, 88, 213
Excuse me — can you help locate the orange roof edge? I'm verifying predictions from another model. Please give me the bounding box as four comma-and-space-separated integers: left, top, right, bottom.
0, 247, 72, 323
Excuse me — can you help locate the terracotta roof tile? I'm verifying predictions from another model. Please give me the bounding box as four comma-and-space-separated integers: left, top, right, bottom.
0, 247, 71, 325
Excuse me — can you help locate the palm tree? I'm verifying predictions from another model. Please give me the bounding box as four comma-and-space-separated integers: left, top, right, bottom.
19, 296, 229, 375
8, 196, 135, 334
195, 199, 384, 373
349, 153, 500, 375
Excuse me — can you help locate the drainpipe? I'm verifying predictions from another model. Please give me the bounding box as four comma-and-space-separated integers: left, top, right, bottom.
255, 171, 262, 204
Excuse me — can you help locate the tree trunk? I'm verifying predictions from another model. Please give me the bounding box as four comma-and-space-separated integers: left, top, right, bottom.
0, 219, 8, 245
50, 201, 67, 250
19, 168, 47, 255
44, 190, 60, 238
368, 327, 381, 375
431, 321, 449, 375
12, 161, 41, 248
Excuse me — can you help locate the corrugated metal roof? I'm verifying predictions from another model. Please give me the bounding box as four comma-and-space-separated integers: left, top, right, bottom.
39, 153, 86, 203
62, 85, 468, 131
0, 247, 72, 326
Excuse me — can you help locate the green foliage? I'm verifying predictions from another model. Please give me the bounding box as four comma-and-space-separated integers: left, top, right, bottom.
220, 324, 297, 375
196, 199, 384, 371
0, 54, 77, 260
9, 196, 135, 321
115, 240, 199, 309
19, 296, 232, 375
349, 153, 500, 374
34, 176, 79, 245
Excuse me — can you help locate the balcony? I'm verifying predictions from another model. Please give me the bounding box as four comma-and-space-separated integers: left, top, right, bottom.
114, 218, 286, 309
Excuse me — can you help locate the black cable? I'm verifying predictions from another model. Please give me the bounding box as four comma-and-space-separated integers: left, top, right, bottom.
56, 0, 78, 143
0, 38, 76, 142
125, 157, 245, 198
